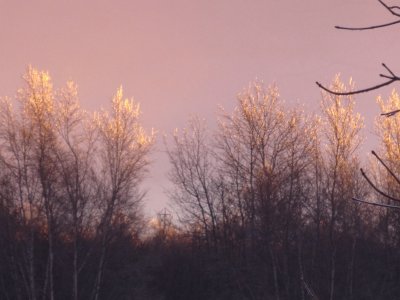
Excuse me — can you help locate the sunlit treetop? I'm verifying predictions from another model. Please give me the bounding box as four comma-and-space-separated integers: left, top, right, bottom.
95, 86, 154, 149
18, 66, 54, 125
376, 89, 400, 162
321, 75, 364, 160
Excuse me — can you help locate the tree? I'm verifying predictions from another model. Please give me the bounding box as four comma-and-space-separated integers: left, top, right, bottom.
0, 67, 154, 299
92, 86, 154, 300
53, 81, 97, 300
318, 75, 365, 300
0, 66, 59, 300
166, 81, 320, 299
166, 117, 218, 251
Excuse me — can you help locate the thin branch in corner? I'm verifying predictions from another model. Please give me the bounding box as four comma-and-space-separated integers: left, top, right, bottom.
378, 0, 400, 17
360, 168, 400, 202
335, 0, 400, 30
335, 19, 400, 31
371, 150, 400, 186
352, 197, 400, 209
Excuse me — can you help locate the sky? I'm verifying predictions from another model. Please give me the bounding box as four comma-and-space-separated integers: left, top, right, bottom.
0, 0, 399, 215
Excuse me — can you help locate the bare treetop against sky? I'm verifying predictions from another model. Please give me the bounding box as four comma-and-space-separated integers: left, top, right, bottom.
0, 0, 398, 212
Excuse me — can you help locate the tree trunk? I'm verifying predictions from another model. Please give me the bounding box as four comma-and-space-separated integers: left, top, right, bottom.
47, 218, 54, 300
329, 246, 336, 300
28, 227, 36, 300
269, 244, 280, 300
73, 222, 78, 300
92, 232, 107, 300
347, 237, 356, 300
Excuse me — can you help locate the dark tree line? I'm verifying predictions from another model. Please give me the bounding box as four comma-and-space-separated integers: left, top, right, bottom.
158, 2, 400, 298
2, 68, 400, 299
163, 78, 400, 300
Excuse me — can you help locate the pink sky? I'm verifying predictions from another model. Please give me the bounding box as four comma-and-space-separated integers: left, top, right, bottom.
0, 0, 398, 214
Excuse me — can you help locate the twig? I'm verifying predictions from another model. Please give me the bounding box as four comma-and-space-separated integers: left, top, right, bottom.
382, 63, 396, 77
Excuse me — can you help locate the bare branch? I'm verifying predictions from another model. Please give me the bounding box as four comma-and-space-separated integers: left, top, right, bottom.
316, 78, 397, 96
318, 2, 400, 100
378, 0, 400, 17
381, 109, 400, 117
335, 1, 400, 30
380, 74, 394, 80
382, 63, 396, 77
352, 197, 400, 209
335, 19, 400, 31
316, 63, 400, 96
360, 168, 400, 202
371, 150, 400, 186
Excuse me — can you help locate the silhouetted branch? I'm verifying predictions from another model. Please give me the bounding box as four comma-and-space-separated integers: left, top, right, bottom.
335, 0, 400, 30
317, 1, 400, 102
360, 168, 400, 202
381, 109, 400, 117
371, 150, 400, 185
356, 150, 400, 209
316, 64, 400, 97
335, 19, 400, 31
352, 197, 400, 209
378, 0, 400, 17
382, 62, 396, 77
316, 78, 397, 96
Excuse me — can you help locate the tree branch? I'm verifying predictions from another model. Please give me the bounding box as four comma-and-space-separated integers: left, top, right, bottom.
381, 109, 400, 117
316, 78, 397, 96
317, 2, 400, 100
360, 168, 400, 202
335, 1, 400, 30
335, 19, 400, 31
352, 197, 400, 209
316, 63, 400, 96
371, 150, 400, 186
382, 63, 396, 77
378, 0, 400, 17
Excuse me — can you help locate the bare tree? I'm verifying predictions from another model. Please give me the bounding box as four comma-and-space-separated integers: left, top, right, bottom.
92, 86, 154, 300
54, 81, 96, 300
166, 117, 218, 251
0, 66, 60, 300
319, 75, 365, 300
20, 67, 61, 300
0, 97, 38, 299
0, 67, 155, 299
216, 82, 285, 257
215, 81, 317, 299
